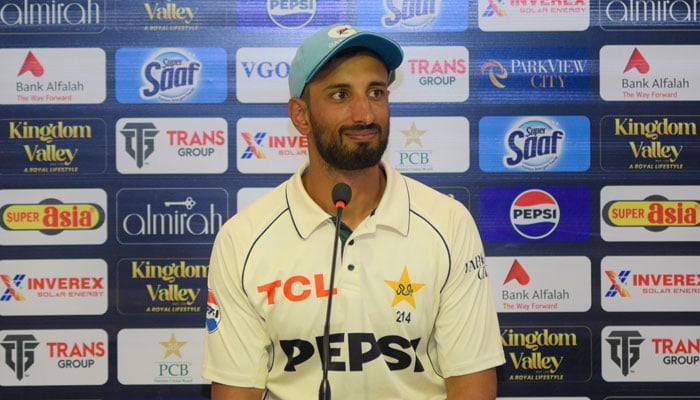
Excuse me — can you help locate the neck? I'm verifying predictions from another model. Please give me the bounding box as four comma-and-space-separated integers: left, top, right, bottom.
302, 163, 386, 230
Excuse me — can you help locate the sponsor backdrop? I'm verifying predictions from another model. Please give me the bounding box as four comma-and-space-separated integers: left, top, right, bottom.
0, 0, 698, 399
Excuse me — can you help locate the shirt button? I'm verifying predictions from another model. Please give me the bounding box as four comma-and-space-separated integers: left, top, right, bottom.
347, 264, 355, 271
348, 240, 355, 246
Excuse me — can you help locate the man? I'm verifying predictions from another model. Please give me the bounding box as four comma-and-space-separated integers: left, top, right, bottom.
203, 23, 505, 399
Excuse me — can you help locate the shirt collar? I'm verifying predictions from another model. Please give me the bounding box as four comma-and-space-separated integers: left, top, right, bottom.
286, 161, 410, 239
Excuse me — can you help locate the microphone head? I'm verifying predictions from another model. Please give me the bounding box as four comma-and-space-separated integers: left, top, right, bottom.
332, 182, 352, 208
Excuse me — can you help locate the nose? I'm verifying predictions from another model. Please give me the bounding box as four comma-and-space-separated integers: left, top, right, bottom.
349, 94, 374, 125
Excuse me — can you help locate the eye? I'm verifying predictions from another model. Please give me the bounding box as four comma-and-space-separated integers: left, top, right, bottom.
331, 90, 349, 100
369, 88, 386, 99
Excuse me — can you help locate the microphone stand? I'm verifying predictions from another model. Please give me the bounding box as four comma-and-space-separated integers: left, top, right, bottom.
319, 183, 351, 400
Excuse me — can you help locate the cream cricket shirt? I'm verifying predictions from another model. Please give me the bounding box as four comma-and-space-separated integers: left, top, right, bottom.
203, 162, 505, 399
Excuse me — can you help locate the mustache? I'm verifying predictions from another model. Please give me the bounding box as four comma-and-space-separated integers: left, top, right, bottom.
339, 123, 382, 135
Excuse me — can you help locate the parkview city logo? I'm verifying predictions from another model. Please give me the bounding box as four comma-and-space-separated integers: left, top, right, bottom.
602, 325, 700, 381
0, 48, 106, 105
0, 329, 108, 386
0, 118, 107, 175
0, 259, 107, 316
600, 45, 700, 101
479, 0, 589, 31
0, 189, 107, 245
115, 47, 227, 103
600, 186, 700, 241
0, 0, 105, 34
479, 46, 591, 101
357, 0, 468, 32
599, 115, 700, 172
601, 256, 700, 312
479, 116, 591, 172
489, 256, 591, 313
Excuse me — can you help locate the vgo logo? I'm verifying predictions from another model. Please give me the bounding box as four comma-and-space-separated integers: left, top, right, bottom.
510, 189, 560, 239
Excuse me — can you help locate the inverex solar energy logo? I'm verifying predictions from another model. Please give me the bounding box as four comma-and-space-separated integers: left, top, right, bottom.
116, 188, 228, 245
479, 186, 591, 242
235, 0, 347, 31
479, 0, 589, 31
357, 0, 468, 32
479, 46, 591, 102
479, 116, 590, 172
116, 47, 227, 103
0, 0, 105, 34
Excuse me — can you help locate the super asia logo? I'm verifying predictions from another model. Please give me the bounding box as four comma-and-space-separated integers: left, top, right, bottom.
602, 195, 699, 231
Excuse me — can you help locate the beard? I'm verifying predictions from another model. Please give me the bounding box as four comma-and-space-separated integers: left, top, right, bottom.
309, 116, 389, 171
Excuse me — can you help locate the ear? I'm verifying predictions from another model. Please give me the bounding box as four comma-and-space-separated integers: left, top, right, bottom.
287, 97, 311, 136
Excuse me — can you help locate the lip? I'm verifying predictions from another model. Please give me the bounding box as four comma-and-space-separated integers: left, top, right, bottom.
345, 129, 378, 142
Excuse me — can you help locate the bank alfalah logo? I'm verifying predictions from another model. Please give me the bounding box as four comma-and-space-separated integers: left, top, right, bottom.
120, 122, 158, 168
606, 330, 644, 376
1, 334, 39, 380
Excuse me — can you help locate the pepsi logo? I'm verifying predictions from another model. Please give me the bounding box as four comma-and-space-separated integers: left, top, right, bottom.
510, 189, 560, 239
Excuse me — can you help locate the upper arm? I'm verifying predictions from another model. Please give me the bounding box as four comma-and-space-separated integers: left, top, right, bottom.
211, 381, 265, 400
445, 367, 497, 400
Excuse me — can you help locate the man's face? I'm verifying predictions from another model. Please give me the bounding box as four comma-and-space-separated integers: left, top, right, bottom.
304, 52, 391, 171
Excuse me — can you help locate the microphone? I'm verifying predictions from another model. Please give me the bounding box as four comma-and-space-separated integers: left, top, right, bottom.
319, 182, 352, 400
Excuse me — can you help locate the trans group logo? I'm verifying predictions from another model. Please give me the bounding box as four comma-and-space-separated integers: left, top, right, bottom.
602, 325, 700, 381
479, 186, 591, 242
479, 116, 590, 172
115, 47, 227, 103
357, 0, 469, 32
116, 118, 228, 174
390, 46, 469, 102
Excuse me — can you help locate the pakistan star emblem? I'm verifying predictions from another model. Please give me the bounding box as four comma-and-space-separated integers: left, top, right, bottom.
402, 121, 426, 147
160, 332, 187, 359
384, 266, 425, 309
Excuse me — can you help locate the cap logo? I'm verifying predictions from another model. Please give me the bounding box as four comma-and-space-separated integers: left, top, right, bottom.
329, 24, 358, 39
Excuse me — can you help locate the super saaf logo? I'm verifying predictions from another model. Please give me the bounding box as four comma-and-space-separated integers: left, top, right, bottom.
0, 189, 107, 246
115, 47, 227, 103
600, 185, 700, 242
